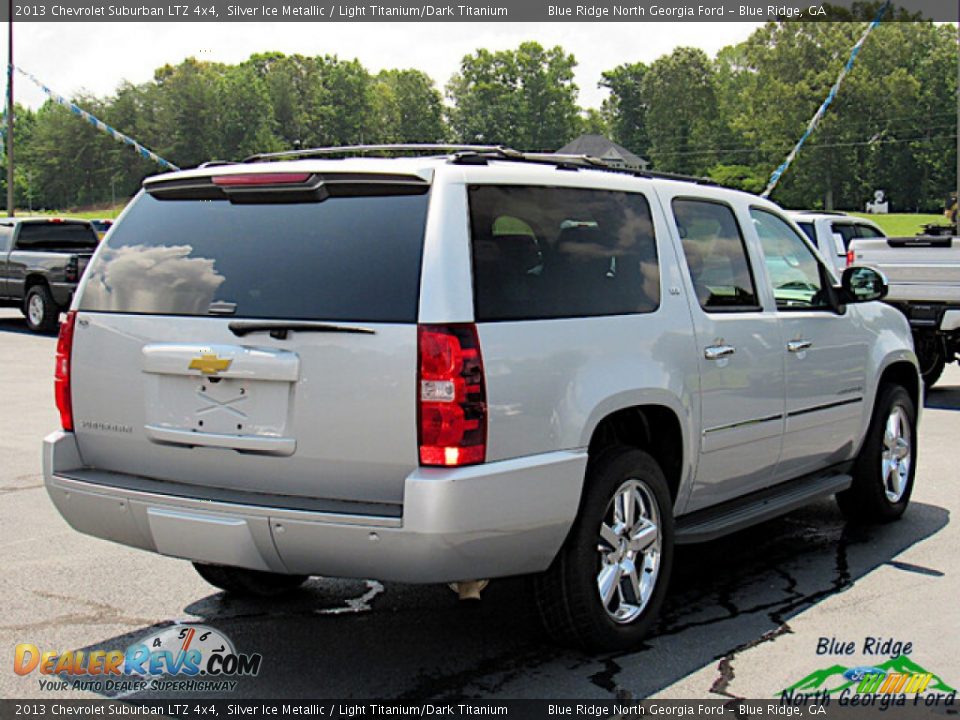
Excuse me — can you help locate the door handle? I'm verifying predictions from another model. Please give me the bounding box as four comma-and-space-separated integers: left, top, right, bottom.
787, 340, 813, 353
704, 344, 736, 360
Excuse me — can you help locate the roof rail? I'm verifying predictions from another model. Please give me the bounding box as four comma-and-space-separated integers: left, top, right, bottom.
794, 210, 848, 216
241, 143, 718, 186
242, 143, 521, 163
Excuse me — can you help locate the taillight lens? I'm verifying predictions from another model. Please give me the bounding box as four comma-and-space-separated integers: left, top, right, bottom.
55, 311, 76, 431
418, 324, 486, 467
846, 249, 855, 267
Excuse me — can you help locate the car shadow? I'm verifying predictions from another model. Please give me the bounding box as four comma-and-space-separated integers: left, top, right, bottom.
0, 314, 57, 337
925, 385, 960, 412
49, 499, 948, 700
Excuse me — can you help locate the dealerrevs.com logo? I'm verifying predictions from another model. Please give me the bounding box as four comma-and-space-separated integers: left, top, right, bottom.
14, 624, 261, 694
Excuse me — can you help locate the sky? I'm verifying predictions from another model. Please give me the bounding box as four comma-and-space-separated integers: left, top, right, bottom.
4, 22, 762, 111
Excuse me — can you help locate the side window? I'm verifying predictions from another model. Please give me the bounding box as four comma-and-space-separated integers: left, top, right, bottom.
468, 185, 660, 321
0, 225, 11, 253
752, 208, 829, 311
672, 198, 759, 311
796, 222, 816, 243
830, 223, 859, 251
856, 223, 884, 239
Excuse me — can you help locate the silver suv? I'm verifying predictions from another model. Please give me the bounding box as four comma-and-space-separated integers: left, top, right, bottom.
44, 146, 919, 651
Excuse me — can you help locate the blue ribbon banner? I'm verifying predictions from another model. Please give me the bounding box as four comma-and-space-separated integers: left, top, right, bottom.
760, 0, 891, 198
14, 65, 179, 172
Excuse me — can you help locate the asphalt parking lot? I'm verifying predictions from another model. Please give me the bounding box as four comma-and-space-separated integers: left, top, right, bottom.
2, 306, 958, 700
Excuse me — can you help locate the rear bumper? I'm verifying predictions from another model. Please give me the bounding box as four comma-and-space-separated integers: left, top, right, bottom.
43, 431, 586, 583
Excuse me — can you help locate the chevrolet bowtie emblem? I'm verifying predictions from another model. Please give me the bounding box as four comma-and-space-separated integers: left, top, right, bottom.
188, 353, 233, 375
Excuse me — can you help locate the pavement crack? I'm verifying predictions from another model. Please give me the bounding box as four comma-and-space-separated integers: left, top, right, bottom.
709, 622, 793, 699
0, 589, 156, 631
589, 656, 633, 700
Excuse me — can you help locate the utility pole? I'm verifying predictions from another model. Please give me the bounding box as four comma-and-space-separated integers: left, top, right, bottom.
6, 0, 12, 217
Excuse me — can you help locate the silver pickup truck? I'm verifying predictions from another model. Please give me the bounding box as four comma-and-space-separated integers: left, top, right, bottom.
849, 234, 960, 386
44, 146, 919, 651
0, 218, 99, 332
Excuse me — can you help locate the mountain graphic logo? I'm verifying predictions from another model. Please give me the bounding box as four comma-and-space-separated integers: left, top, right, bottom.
783, 656, 956, 696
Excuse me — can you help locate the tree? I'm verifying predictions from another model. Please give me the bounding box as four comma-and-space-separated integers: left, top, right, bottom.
446, 42, 581, 151
599, 62, 649, 158
369, 69, 446, 143
641, 47, 729, 175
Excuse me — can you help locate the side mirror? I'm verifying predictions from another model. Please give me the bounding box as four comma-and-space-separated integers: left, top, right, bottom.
841, 265, 888, 303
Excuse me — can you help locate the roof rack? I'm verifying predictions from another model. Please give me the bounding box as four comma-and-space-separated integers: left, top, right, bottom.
240, 143, 718, 186
794, 210, 849, 216
242, 144, 520, 163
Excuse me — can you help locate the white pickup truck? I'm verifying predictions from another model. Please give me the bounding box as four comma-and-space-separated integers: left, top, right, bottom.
849, 234, 960, 386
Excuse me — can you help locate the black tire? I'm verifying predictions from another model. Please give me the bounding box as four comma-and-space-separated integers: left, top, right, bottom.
23, 284, 60, 333
837, 384, 916, 523
533, 447, 674, 652
193, 563, 308, 597
915, 333, 945, 388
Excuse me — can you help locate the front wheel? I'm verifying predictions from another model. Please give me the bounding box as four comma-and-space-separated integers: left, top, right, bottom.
837, 384, 916, 523
533, 447, 674, 651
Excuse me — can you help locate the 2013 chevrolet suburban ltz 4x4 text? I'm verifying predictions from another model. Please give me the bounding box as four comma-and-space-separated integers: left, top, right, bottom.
44, 146, 919, 651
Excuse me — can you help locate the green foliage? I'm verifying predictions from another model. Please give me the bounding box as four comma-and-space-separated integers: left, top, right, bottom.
446, 42, 580, 150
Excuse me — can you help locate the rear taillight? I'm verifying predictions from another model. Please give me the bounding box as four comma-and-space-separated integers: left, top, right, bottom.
65, 255, 79, 283
212, 173, 311, 187
418, 324, 487, 467
55, 311, 76, 431
846, 249, 855, 267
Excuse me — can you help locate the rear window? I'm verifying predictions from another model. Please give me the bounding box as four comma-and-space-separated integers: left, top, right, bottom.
78, 190, 429, 322
468, 185, 659, 321
16, 222, 98, 251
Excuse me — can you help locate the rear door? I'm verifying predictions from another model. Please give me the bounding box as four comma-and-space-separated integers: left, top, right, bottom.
71, 172, 431, 507
667, 195, 786, 510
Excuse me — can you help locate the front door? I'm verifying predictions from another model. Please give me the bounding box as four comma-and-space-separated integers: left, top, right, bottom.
749, 207, 868, 479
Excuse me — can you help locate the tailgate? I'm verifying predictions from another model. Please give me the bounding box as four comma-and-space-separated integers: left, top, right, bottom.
70, 314, 418, 504
69, 172, 430, 506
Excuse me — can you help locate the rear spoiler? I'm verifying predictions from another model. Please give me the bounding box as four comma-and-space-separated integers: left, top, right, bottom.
886, 236, 954, 248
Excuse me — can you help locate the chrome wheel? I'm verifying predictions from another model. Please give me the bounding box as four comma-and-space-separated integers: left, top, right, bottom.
596, 479, 661, 624
881, 405, 911, 503
27, 293, 44, 327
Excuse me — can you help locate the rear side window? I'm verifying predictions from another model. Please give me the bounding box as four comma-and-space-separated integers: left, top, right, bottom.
672, 199, 759, 311
856, 223, 884, 239
16, 223, 98, 251
831, 223, 858, 251
78, 190, 429, 322
468, 185, 659, 321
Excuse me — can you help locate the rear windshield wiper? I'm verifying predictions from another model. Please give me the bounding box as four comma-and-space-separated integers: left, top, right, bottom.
228, 320, 376, 340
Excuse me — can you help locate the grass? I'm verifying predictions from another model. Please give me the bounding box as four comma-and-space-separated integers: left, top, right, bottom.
19, 202, 129, 220
848, 212, 947, 236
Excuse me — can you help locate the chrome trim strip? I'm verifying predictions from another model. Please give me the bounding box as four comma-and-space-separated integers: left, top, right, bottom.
787, 397, 863, 418
703, 413, 784, 434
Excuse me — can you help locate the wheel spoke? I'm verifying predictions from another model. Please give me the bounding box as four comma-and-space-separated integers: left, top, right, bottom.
623, 558, 641, 604
630, 520, 658, 554
622, 487, 636, 529
598, 563, 622, 608
599, 522, 620, 551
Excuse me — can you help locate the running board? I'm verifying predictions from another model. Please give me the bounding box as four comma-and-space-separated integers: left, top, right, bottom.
675, 470, 852, 544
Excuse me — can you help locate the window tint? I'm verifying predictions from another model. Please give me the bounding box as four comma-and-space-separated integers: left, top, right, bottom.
672, 199, 758, 311
796, 222, 816, 243
468, 186, 659, 321
830, 223, 859, 251
856, 223, 884, 239
16, 222, 98, 250
79, 190, 429, 321
752, 208, 829, 311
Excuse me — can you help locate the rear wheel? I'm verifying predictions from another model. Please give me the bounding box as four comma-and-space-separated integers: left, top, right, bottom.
193, 563, 308, 597
23, 284, 60, 333
914, 332, 945, 388
533, 447, 673, 651
837, 384, 916, 523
